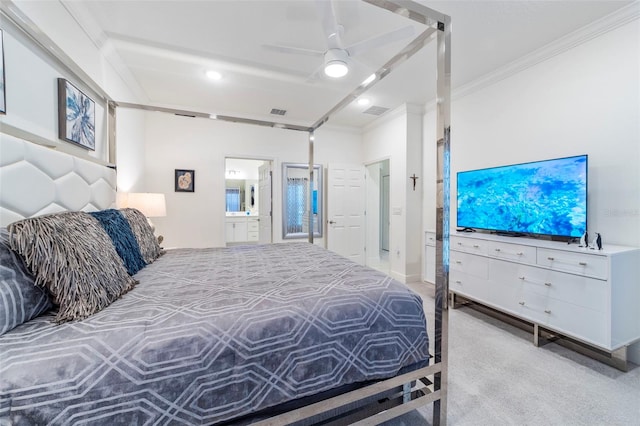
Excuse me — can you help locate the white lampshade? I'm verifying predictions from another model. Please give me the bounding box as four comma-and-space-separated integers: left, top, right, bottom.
117, 192, 166, 218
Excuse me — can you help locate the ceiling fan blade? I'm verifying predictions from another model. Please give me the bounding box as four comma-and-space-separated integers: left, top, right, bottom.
315, 0, 342, 49
345, 25, 415, 57
262, 44, 324, 57
305, 62, 326, 83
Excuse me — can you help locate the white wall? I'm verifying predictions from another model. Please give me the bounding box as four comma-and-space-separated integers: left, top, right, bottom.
423, 18, 640, 363
0, 22, 107, 160
143, 112, 362, 248
363, 104, 423, 282
116, 109, 147, 192
424, 18, 639, 247
2, 1, 146, 189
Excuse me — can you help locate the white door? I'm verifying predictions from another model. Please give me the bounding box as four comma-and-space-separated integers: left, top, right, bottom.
258, 162, 272, 244
327, 163, 365, 264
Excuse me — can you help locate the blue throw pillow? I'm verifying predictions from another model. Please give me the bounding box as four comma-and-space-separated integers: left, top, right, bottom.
0, 228, 52, 335
90, 209, 146, 275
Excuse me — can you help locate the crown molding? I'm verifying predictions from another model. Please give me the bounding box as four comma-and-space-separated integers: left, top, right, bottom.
60, 0, 150, 103
451, 2, 640, 104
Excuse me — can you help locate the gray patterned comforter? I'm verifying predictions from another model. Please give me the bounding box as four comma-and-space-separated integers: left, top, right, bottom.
0, 243, 429, 425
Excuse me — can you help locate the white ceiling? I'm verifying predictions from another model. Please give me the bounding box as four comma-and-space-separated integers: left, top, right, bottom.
66, 0, 633, 129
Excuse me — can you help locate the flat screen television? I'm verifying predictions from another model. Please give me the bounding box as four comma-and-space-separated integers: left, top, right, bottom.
456, 155, 587, 238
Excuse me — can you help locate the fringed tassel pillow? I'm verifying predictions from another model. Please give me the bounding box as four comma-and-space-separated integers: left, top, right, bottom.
89, 209, 146, 275
119, 208, 163, 264
7, 211, 137, 323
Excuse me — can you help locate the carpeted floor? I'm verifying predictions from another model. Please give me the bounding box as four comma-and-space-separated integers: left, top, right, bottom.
384, 282, 640, 425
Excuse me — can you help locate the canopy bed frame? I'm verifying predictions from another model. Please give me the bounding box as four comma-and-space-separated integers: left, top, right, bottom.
0, 0, 451, 424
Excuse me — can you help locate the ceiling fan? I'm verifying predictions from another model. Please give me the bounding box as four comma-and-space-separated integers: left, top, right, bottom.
263, 0, 415, 79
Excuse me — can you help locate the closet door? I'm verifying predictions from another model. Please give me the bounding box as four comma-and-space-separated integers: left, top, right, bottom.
327, 163, 365, 264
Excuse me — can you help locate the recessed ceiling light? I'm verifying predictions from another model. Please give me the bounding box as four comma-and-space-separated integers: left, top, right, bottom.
206, 70, 222, 80
357, 97, 371, 106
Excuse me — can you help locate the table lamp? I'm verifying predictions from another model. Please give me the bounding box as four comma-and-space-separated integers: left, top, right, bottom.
116, 192, 167, 242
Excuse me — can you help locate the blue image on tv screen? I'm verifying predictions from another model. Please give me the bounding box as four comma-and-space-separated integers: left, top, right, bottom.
456, 155, 587, 238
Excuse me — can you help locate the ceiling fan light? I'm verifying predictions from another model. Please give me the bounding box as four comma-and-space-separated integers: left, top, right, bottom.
206, 70, 222, 80
324, 61, 349, 78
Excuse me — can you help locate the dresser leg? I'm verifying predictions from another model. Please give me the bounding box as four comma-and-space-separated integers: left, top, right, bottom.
611, 346, 628, 372
449, 292, 461, 308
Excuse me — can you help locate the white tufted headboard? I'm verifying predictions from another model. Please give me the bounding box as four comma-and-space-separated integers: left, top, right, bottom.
0, 133, 117, 227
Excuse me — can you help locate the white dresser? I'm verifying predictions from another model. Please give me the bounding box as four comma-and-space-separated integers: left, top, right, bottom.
448, 231, 640, 367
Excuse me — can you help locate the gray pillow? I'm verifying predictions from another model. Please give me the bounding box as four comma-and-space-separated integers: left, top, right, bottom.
7, 212, 137, 323
0, 228, 52, 335
120, 208, 163, 264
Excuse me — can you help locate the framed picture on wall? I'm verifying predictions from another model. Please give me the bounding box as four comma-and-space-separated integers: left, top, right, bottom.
57, 78, 95, 150
0, 29, 6, 114
175, 169, 195, 192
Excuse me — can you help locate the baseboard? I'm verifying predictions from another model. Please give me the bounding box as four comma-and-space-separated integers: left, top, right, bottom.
389, 271, 421, 284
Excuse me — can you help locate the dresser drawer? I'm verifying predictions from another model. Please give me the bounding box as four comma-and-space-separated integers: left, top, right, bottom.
489, 241, 536, 264
544, 299, 609, 348
537, 248, 607, 279
248, 219, 259, 231
425, 231, 436, 247
451, 235, 489, 256
450, 251, 489, 279
450, 270, 488, 301
247, 231, 259, 242
514, 286, 550, 324
516, 264, 607, 312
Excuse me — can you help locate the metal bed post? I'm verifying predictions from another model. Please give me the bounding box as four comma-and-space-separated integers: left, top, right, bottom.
308, 130, 315, 244
434, 14, 452, 426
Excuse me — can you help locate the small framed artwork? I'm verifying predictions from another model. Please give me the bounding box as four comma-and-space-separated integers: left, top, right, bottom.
0, 29, 6, 114
58, 78, 95, 150
175, 169, 195, 192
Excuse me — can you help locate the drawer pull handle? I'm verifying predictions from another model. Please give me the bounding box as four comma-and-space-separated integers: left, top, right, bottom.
457, 242, 462, 246
544, 282, 552, 287
544, 309, 552, 314
517, 252, 524, 256
519, 276, 525, 281
494, 248, 501, 252
578, 261, 587, 266
455, 280, 462, 284
547, 257, 555, 261
455, 261, 462, 264
473, 244, 480, 248
518, 301, 525, 306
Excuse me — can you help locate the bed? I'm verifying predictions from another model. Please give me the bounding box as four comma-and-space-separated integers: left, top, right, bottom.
1, 244, 430, 424
0, 134, 434, 424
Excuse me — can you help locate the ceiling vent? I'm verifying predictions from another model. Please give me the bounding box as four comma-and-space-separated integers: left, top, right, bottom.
363, 106, 390, 116
270, 108, 287, 116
